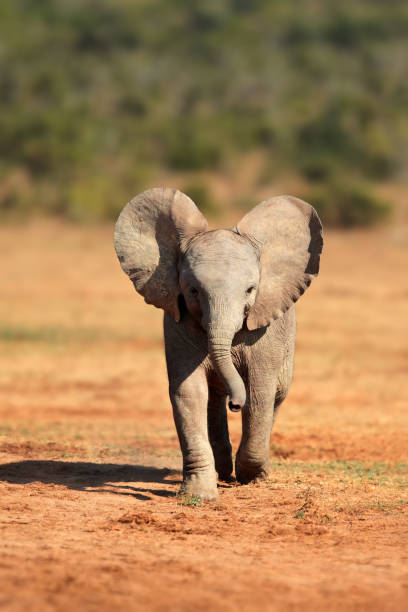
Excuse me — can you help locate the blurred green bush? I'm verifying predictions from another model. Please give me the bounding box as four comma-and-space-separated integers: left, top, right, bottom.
182, 181, 218, 217
308, 179, 391, 227
1, 0, 406, 226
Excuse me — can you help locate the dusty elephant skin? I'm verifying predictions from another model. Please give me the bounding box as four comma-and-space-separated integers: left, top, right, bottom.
114, 187, 323, 500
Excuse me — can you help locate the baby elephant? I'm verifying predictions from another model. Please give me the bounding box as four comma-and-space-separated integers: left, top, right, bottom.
114, 188, 323, 500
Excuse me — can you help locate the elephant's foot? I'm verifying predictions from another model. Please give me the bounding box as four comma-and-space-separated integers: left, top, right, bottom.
218, 472, 235, 483
235, 456, 270, 485
180, 471, 218, 501
213, 449, 233, 483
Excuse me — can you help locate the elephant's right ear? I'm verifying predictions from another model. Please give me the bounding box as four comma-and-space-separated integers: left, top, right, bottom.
114, 187, 208, 321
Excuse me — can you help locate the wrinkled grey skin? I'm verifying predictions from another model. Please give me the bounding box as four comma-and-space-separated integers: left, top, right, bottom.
114, 188, 323, 500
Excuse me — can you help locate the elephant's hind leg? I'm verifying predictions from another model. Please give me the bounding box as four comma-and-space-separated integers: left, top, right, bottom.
207, 389, 233, 482
235, 377, 277, 485
274, 346, 294, 420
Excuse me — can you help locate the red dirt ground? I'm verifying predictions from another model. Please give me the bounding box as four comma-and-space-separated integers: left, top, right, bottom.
0, 221, 407, 611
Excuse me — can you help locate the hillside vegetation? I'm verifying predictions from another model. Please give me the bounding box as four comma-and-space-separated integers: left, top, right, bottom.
1, 0, 407, 224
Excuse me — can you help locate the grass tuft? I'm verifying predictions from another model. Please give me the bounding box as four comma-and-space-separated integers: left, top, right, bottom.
177, 494, 203, 508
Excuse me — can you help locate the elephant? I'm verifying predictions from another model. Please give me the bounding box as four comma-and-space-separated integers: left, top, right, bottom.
114, 187, 323, 500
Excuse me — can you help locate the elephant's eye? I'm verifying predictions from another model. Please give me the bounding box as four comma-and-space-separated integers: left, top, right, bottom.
190, 287, 199, 297
246, 286, 256, 295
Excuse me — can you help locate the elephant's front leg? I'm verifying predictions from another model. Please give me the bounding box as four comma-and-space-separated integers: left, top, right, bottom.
170, 369, 218, 501
235, 377, 277, 485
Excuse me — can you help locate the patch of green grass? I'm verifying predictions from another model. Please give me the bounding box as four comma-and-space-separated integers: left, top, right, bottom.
0, 325, 100, 344
270, 460, 408, 487
0, 325, 62, 343
98, 443, 143, 459
0, 325, 140, 344
318, 514, 332, 523
163, 449, 181, 457
3, 423, 86, 439
177, 493, 203, 508
339, 498, 408, 516
0, 425, 13, 436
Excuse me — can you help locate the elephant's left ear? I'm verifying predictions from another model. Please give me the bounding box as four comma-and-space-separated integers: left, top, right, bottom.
236, 195, 323, 330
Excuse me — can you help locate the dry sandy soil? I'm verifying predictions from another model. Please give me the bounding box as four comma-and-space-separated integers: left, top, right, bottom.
0, 220, 407, 611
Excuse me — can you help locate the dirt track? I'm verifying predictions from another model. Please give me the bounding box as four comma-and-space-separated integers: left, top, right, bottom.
0, 222, 407, 611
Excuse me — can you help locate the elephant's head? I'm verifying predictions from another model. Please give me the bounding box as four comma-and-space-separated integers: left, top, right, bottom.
114, 188, 323, 412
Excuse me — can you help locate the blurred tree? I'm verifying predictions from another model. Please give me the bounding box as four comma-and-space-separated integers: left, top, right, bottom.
0, 0, 406, 224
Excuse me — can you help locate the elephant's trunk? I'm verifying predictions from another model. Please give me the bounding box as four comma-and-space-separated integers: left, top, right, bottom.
207, 330, 246, 412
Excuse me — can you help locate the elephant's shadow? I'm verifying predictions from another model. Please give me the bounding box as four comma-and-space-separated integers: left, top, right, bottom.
0, 460, 182, 501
